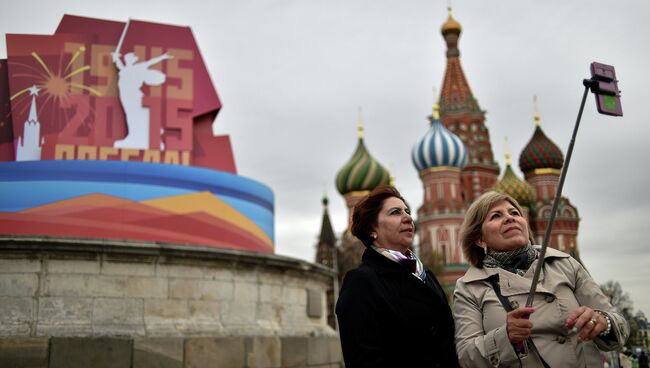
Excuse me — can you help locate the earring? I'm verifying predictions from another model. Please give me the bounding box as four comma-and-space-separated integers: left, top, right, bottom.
371, 233, 377, 239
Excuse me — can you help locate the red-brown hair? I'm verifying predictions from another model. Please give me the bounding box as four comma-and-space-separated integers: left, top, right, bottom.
351, 185, 407, 247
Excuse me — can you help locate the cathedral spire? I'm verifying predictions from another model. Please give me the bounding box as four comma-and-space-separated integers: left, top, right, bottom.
441, 7, 462, 57
436, 7, 498, 202
317, 196, 336, 247
314, 194, 339, 329
438, 8, 480, 116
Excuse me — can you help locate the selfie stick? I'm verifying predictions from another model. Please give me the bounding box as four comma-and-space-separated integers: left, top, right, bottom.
525, 63, 622, 307
513, 63, 622, 355
524, 82, 590, 307
509, 79, 592, 356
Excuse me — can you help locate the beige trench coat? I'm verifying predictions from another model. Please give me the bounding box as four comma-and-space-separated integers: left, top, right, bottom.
453, 248, 629, 368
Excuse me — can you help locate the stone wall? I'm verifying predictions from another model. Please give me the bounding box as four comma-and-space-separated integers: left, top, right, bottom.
0, 336, 343, 368
0, 236, 343, 367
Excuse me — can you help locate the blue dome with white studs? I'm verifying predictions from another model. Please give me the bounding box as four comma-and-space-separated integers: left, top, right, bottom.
412, 105, 468, 173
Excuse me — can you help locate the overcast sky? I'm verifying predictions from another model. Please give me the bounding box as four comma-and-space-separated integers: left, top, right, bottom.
2, 0, 649, 315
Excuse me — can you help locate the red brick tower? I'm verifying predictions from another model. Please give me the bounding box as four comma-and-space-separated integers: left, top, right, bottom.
438, 7, 499, 202
412, 103, 469, 295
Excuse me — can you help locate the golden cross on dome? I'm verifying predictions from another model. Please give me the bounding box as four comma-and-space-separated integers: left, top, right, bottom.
357, 106, 364, 139
533, 95, 541, 127
431, 87, 440, 120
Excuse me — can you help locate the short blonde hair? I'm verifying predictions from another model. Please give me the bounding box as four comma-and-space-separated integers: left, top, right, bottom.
460, 191, 533, 267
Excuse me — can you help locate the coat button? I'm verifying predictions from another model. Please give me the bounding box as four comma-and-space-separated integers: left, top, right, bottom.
510, 300, 520, 309
545, 295, 556, 303
490, 354, 500, 366
429, 326, 437, 336
557, 335, 567, 344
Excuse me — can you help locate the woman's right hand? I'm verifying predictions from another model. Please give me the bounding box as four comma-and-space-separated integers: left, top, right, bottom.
506, 307, 535, 343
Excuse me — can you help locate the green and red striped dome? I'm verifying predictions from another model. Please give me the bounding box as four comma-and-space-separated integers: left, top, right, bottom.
519, 125, 564, 174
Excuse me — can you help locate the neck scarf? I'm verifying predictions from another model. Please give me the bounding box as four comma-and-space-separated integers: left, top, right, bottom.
483, 243, 537, 276
372, 245, 426, 281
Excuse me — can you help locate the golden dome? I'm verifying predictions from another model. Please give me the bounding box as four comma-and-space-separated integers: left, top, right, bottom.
441, 7, 462, 34
495, 151, 535, 208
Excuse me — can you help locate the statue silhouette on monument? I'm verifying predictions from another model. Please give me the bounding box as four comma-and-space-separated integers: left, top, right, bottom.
112, 20, 172, 149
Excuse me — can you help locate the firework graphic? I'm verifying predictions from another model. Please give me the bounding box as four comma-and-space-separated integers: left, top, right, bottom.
10, 47, 101, 100
6, 34, 103, 140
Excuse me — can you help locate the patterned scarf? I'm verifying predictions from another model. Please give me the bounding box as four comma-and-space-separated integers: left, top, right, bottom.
482, 243, 537, 276
372, 245, 426, 282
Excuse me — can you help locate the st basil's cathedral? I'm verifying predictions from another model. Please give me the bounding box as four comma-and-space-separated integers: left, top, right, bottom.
315, 8, 580, 327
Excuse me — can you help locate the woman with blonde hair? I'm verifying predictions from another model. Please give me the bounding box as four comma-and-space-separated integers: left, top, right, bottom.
453, 190, 628, 367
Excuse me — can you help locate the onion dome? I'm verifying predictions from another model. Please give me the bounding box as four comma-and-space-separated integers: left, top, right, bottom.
412, 104, 468, 173
336, 124, 390, 195
495, 149, 535, 208
519, 110, 564, 174
441, 7, 462, 35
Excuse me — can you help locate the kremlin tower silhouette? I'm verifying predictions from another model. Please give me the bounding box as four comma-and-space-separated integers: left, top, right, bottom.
16, 85, 44, 161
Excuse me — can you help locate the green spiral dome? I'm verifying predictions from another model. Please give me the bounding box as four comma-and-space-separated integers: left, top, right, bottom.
336, 137, 390, 195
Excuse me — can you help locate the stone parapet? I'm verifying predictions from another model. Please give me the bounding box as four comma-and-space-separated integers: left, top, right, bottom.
0, 235, 336, 338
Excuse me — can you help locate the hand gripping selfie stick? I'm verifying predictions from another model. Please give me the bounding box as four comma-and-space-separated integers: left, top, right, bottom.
514, 62, 623, 355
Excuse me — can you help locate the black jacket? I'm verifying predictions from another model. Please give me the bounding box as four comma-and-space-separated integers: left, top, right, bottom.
336, 248, 460, 368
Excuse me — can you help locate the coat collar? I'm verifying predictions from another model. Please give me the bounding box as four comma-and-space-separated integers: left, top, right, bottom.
461, 247, 570, 283
362, 246, 410, 274
362, 247, 450, 306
